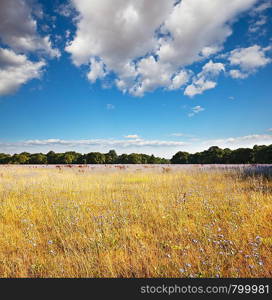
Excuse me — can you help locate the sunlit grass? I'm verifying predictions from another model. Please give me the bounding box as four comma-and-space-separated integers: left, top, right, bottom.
0, 165, 271, 278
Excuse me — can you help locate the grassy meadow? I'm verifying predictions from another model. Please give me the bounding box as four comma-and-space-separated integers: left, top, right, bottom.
0, 164, 271, 278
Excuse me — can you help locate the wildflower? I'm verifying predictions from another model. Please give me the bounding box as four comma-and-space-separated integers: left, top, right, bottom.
179, 268, 185, 273
48, 240, 53, 245
185, 263, 192, 268
258, 261, 264, 266
112, 199, 120, 204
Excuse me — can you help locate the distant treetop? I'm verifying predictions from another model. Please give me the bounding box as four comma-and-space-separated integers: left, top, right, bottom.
0, 145, 271, 164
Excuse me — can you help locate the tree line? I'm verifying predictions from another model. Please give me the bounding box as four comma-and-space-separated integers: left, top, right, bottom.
171, 145, 272, 164
0, 150, 169, 164
0, 144, 271, 164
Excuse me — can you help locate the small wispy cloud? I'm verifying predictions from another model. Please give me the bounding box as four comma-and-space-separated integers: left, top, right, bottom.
188, 105, 205, 117
1, 133, 272, 158
0, 138, 187, 148
252, 1, 272, 14
169, 133, 195, 138
170, 133, 186, 137
124, 134, 139, 139
106, 104, 115, 110
55, 2, 74, 18
200, 134, 272, 149
249, 15, 267, 33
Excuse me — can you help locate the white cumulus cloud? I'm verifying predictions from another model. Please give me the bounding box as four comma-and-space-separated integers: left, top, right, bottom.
229, 45, 271, 78
66, 0, 258, 96
0, 0, 60, 96
87, 58, 107, 83
0, 48, 45, 95
184, 60, 225, 97
0, 0, 59, 57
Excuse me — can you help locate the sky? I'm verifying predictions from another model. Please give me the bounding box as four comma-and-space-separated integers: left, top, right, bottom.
0, 0, 271, 158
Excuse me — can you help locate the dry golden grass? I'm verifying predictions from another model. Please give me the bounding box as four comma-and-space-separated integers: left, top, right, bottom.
0, 165, 271, 278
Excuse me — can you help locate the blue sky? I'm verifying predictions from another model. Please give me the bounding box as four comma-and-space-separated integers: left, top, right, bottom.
0, 0, 271, 158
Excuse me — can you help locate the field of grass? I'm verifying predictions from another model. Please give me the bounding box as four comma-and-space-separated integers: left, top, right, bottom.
0, 165, 271, 278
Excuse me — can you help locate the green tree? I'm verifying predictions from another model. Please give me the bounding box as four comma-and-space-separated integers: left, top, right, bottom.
0, 153, 11, 164
116, 154, 129, 164
61, 152, 81, 164
253, 145, 272, 163
229, 148, 253, 164
127, 153, 142, 164
148, 154, 157, 164
86, 152, 106, 164
29, 153, 47, 164
11, 152, 30, 164
171, 151, 190, 164
47, 151, 56, 164
222, 148, 232, 164
189, 152, 201, 164
105, 150, 118, 164
199, 146, 224, 164
77, 154, 87, 164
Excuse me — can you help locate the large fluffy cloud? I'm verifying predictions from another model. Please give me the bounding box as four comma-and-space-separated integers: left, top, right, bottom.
228, 45, 271, 78
0, 0, 59, 57
0, 48, 45, 95
66, 0, 175, 67
0, 0, 59, 96
66, 0, 258, 96
157, 0, 256, 66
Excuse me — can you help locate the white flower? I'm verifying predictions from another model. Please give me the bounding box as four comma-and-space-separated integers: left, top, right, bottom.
179, 268, 185, 273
